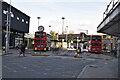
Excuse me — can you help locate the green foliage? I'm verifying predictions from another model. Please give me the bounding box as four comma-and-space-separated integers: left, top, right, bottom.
50, 31, 58, 40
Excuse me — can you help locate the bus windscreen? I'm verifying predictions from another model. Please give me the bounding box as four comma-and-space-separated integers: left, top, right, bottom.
35, 40, 45, 43
92, 36, 101, 41
91, 43, 101, 46
35, 32, 45, 38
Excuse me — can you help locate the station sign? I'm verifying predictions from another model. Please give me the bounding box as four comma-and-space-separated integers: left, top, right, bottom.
38, 26, 44, 31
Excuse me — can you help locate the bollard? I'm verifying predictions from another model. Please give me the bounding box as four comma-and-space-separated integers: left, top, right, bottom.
44, 48, 46, 55
33, 52, 37, 56
2, 46, 6, 53
77, 49, 81, 56
34, 52, 37, 54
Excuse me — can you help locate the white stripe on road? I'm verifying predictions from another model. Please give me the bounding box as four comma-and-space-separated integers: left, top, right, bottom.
86, 58, 95, 61
76, 65, 89, 79
3, 65, 17, 72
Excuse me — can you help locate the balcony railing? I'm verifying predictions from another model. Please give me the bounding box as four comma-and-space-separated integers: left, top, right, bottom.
97, 0, 120, 31
103, 0, 120, 19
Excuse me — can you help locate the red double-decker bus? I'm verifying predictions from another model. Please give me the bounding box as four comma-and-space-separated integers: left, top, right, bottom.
34, 31, 47, 51
88, 35, 102, 53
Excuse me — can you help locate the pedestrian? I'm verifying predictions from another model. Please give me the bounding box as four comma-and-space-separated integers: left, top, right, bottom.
19, 43, 26, 56
113, 50, 117, 57
15, 43, 19, 50
74, 48, 81, 58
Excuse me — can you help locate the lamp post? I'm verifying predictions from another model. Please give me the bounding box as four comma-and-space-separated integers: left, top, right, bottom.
8, 0, 11, 40
37, 17, 41, 26
77, 37, 79, 49
49, 25, 51, 33
66, 26, 68, 48
5, 0, 11, 53
61, 17, 65, 48
86, 30, 88, 34
62, 17, 65, 34
5, 9, 9, 54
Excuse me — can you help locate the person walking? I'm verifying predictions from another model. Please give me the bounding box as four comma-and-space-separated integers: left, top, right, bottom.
74, 47, 81, 58
19, 43, 26, 56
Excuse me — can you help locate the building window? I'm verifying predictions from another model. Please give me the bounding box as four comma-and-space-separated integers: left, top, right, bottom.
3, 10, 7, 14
26, 21, 28, 24
17, 17, 19, 20
11, 13, 14, 18
22, 19, 24, 22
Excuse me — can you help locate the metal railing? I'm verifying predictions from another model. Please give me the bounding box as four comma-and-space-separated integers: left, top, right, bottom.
97, 0, 120, 31
103, 0, 120, 19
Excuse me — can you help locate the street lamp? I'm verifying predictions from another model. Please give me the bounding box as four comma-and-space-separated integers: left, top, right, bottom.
37, 17, 41, 26
77, 37, 79, 49
66, 26, 68, 48
86, 30, 88, 34
5, 9, 9, 54
9, 0, 11, 37
62, 17, 65, 34
61, 17, 65, 48
49, 25, 51, 33
5, 0, 12, 53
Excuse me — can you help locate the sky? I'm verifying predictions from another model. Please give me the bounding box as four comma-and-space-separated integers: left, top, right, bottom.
4, 0, 110, 35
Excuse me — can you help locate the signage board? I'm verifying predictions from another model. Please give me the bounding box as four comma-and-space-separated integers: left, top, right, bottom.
38, 26, 44, 31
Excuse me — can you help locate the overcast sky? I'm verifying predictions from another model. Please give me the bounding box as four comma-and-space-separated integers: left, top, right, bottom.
4, 0, 110, 34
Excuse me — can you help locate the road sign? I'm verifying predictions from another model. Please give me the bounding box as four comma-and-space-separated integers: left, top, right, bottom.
38, 26, 44, 31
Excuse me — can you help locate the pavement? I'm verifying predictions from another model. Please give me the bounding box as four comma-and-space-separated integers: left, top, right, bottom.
1, 49, 119, 79
77, 58, 118, 78
57, 50, 119, 78
66, 51, 119, 78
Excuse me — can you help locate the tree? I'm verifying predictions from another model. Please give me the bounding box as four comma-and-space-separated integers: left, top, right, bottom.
50, 31, 58, 40
69, 30, 74, 34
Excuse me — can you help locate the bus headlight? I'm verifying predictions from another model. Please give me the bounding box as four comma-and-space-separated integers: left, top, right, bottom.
35, 47, 37, 50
